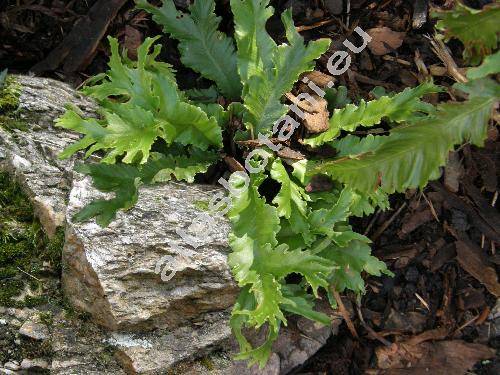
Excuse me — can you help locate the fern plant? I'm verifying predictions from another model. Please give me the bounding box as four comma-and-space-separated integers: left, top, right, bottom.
433, 1, 500, 64
56, 0, 499, 367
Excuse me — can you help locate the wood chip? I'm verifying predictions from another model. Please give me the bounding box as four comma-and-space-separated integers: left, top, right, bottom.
366, 27, 405, 55
236, 138, 282, 148
301, 70, 336, 88
430, 243, 456, 272
398, 207, 434, 237
444, 151, 463, 193
376, 337, 495, 373
455, 240, 500, 297
223, 156, 245, 172
457, 287, 486, 310
32, 0, 128, 73
123, 26, 143, 60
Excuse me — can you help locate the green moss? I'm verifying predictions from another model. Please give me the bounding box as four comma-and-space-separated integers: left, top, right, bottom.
0, 76, 21, 113
199, 356, 215, 370
38, 312, 54, 327
24, 295, 49, 308
0, 172, 64, 308
0, 115, 28, 132
0, 279, 24, 307
0, 76, 26, 132
193, 199, 210, 211
45, 228, 65, 274
0, 172, 34, 222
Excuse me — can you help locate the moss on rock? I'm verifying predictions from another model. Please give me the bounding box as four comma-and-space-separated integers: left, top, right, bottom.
0, 76, 21, 113
0, 75, 27, 132
0, 172, 65, 308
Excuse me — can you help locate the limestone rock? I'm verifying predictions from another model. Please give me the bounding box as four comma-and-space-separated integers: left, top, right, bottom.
110, 315, 231, 373
0, 75, 96, 237
19, 318, 49, 341
2, 362, 20, 371
50, 314, 126, 375
20, 358, 49, 370
63, 175, 238, 331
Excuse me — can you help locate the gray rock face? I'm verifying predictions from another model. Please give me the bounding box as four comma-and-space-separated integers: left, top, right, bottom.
0, 75, 96, 237
64, 176, 238, 331
18, 318, 49, 341
0, 75, 342, 374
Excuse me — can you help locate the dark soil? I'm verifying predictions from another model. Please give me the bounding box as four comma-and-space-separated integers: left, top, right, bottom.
0, 0, 498, 374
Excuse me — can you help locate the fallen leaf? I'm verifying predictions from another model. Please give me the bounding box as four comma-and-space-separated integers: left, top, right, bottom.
456, 240, 500, 297
124, 26, 143, 60
303, 96, 330, 133
276, 146, 306, 161
367, 27, 406, 55
384, 309, 427, 334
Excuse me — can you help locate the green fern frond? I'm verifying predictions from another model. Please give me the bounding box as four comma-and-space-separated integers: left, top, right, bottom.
73, 150, 217, 226
56, 37, 223, 163
433, 2, 500, 64
231, 0, 330, 136
137, 0, 242, 99
304, 82, 441, 147
309, 96, 496, 193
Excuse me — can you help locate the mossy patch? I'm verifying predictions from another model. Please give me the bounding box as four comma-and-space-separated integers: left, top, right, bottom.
0, 172, 65, 308
0, 116, 28, 132
193, 199, 210, 211
0, 76, 21, 113
0, 75, 27, 132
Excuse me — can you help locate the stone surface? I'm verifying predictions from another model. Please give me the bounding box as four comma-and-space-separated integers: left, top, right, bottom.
0, 75, 96, 237
2, 362, 19, 371
110, 315, 231, 374
20, 357, 49, 370
18, 317, 49, 341
63, 176, 238, 332
0, 75, 343, 374
50, 314, 126, 375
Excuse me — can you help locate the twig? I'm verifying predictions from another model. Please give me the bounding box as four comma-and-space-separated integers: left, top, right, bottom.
296, 19, 335, 33
351, 71, 393, 88
371, 202, 407, 241
422, 191, 440, 223
17, 267, 42, 282
332, 289, 359, 339
356, 304, 391, 346
415, 292, 430, 311
428, 35, 468, 83
346, 0, 351, 29
382, 55, 412, 66
453, 315, 479, 335
363, 209, 381, 236
491, 191, 498, 207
